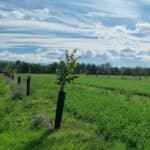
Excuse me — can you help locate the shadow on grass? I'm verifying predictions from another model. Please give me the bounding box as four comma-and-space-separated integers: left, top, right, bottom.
23, 129, 55, 150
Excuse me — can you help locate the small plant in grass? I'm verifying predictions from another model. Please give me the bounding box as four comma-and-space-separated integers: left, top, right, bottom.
54, 49, 78, 129
11, 85, 23, 101
33, 115, 53, 129
125, 93, 131, 101
12, 92, 23, 101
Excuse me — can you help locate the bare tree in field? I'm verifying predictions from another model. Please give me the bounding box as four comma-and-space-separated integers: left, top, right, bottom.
54, 49, 78, 129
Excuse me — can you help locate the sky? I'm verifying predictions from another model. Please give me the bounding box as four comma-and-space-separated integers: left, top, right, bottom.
0, 0, 150, 67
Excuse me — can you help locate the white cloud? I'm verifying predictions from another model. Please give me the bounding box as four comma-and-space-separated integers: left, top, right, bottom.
0, 10, 25, 19
0, 8, 50, 21
0, 21, 150, 54
0, 19, 90, 34
72, 0, 140, 19
141, 0, 150, 4
93, 23, 150, 51
24, 8, 50, 21
0, 50, 58, 63
1, 47, 149, 65
10, 10, 25, 19
135, 22, 150, 33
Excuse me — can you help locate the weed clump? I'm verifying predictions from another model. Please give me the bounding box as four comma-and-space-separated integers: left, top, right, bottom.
12, 92, 23, 101
32, 115, 53, 129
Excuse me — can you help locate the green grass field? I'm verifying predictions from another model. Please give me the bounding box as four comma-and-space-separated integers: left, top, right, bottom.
0, 74, 149, 150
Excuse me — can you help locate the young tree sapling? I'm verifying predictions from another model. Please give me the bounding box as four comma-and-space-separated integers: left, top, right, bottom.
54, 49, 78, 129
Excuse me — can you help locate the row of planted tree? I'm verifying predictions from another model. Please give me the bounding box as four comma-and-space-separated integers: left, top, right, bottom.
4, 72, 31, 96
3, 49, 79, 130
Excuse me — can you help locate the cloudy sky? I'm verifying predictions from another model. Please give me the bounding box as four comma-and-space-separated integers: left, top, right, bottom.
0, 0, 150, 67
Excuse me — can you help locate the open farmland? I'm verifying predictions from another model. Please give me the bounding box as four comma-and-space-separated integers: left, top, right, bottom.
77, 75, 150, 97
0, 74, 149, 150
1, 0, 150, 149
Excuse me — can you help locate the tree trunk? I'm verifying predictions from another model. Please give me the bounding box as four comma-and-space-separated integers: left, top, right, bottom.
54, 90, 66, 129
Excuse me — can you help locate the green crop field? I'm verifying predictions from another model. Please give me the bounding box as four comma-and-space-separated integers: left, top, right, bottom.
0, 74, 150, 150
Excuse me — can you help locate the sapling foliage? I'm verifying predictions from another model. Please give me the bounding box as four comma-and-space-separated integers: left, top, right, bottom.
56, 49, 78, 91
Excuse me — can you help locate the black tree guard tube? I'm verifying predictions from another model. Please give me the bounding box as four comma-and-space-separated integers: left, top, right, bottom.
18, 76, 21, 85
26, 76, 31, 96
11, 74, 14, 80
54, 91, 66, 129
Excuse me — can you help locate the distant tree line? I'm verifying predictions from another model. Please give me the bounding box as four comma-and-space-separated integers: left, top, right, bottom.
0, 60, 150, 76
